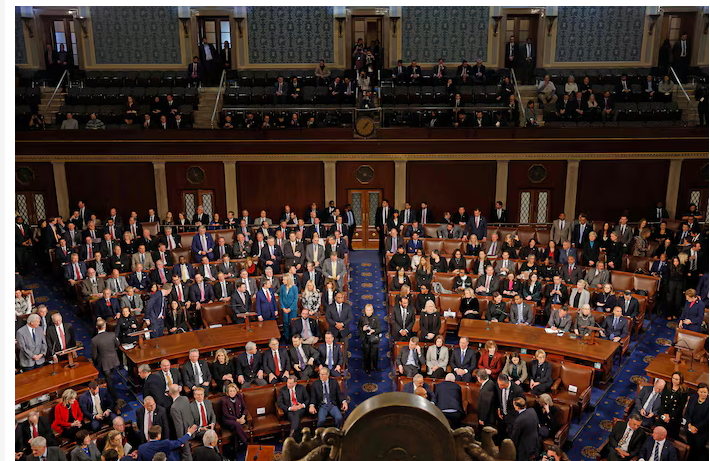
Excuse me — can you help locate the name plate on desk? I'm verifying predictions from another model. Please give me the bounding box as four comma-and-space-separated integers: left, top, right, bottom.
443, 311, 456, 318
123, 344, 135, 350
594, 362, 601, 370
256, 407, 266, 415
209, 324, 223, 328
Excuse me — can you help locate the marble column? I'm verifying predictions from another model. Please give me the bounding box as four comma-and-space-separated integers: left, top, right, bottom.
223, 161, 239, 214
152, 162, 169, 219
495, 160, 509, 206
394, 160, 407, 209
564, 160, 580, 219
665, 159, 683, 219
52, 161, 70, 218
324, 161, 336, 206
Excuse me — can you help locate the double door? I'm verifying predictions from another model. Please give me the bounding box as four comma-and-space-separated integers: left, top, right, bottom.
347, 189, 382, 249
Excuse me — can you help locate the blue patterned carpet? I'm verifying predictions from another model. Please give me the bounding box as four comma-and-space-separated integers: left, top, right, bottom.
22, 253, 674, 461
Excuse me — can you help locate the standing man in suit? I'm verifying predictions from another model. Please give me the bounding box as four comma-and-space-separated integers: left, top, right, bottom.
600, 306, 629, 342
552, 213, 571, 245
433, 373, 464, 428
604, 414, 648, 461
451, 337, 476, 382
521, 38, 535, 84
46, 312, 76, 357
136, 396, 171, 443
476, 369, 499, 429
78, 380, 116, 432
672, 33, 690, 82
496, 374, 525, 438
277, 375, 309, 438
491, 201, 507, 223
637, 426, 677, 461
229, 281, 251, 324
260, 236, 283, 273
91, 318, 121, 400
137, 424, 197, 461
392, 297, 415, 341
325, 292, 352, 348
632, 379, 666, 428
396, 337, 423, 377
198, 37, 219, 85
16, 313, 47, 371
188, 55, 202, 87
308, 368, 347, 428
168, 384, 194, 461
146, 285, 171, 338
306, 234, 326, 269
256, 279, 278, 322
193, 430, 221, 461
191, 226, 214, 262
284, 232, 306, 271
466, 208, 488, 242
510, 397, 540, 461
616, 216, 635, 247
375, 199, 391, 257
505, 36, 517, 69
15, 216, 32, 275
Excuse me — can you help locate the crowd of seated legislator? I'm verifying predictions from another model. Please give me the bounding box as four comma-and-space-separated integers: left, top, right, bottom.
14, 196, 708, 461
15, 201, 358, 460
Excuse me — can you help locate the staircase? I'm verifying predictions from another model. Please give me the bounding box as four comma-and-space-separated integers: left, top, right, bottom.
192, 87, 223, 129
518, 85, 544, 125
40, 87, 64, 126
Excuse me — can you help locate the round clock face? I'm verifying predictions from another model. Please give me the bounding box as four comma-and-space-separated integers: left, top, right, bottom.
356, 116, 375, 137
186, 166, 205, 184
16, 166, 35, 185
528, 164, 547, 183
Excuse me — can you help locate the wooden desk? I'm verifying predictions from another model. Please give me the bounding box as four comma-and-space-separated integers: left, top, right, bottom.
457, 319, 619, 384
645, 353, 708, 390
122, 321, 280, 385
15, 357, 98, 404
245, 444, 275, 461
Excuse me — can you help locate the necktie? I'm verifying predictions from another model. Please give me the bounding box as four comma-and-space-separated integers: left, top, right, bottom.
59, 325, 66, 349
166, 371, 172, 386
291, 388, 297, 406
160, 270, 166, 284
248, 354, 253, 367
194, 363, 201, 382
148, 411, 152, 428
74, 263, 82, 280
32, 425, 37, 438
32, 328, 36, 343
460, 349, 465, 363
140, 253, 145, 265
168, 236, 174, 250
613, 317, 618, 329
178, 284, 183, 301
619, 427, 631, 447
327, 346, 333, 368
297, 348, 305, 368
200, 403, 207, 426
266, 289, 271, 303
485, 276, 490, 289
644, 392, 658, 412
502, 388, 508, 414
323, 381, 330, 404
199, 284, 205, 300
274, 351, 280, 375
653, 442, 660, 461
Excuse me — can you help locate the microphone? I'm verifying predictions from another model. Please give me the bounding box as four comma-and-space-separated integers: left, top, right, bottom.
254, 445, 262, 461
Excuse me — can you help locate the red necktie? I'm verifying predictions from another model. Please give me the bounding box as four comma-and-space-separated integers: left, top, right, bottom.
178, 285, 183, 302
74, 263, 82, 280
200, 284, 205, 300
248, 355, 253, 367
32, 425, 37, 438
291, 389, 297, 406
266, 290, 271, 302
88, 245, 93, 259
486, 277, 490, 289
168, 237, 174, 250
20, 226, 24, 236
569, 266, 572, 276
160, 270, 166, 284
200, 403, 207, 426
111, 227, 115, 239
59, 326, 66, 349
274, 351, 280, 375
148, 412, 152, 427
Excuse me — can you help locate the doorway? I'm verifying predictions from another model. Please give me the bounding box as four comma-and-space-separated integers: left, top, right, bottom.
16, 192, 47, 225
44, 16, 79, 67
518, 189, 551, 224
348, 189, 382, 249
182, 189, 215, 222
505, 14, 539, 82
351, 16, 384, 68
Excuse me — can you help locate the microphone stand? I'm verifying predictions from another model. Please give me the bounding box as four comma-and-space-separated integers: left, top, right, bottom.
672, 339, 696, 372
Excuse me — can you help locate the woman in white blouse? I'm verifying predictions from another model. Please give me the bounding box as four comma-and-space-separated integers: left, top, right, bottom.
15, 289, 32, 315
301, 279, 321, 315
565, 75, 578, 95
426, 335, 449, 379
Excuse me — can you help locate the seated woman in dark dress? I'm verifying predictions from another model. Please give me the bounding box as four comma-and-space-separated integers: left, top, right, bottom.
389, 246, 411, 271
165, 300, 190, 334
448, 249, 467, 274
221, 382, 248, 451
211, 348, 235, 392
390, 267, 411, 291
535, 393, 560, 438
430, 250, 448, 273
460, 287, 480, 319
486, 292, 507, 322
501, 272, 521, 299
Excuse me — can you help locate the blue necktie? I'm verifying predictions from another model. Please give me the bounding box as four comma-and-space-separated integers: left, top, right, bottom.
653, 442, 660, 461
644, 392, 658, 413
460, 350, 465, 363
32, 328, 36, 343
323, 381, 330, 405
328, 347, 333, 368
613, 317, 618, 330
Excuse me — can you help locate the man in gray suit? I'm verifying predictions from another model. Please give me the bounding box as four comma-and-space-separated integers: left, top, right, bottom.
106, 269, 128, 295
27, 436, 67, 461
169, 384, 194, 461
17, 313, 47, 371
236, 269, 258, 297
437, 222, 464, 239
510, 295, 534, 325
494, 251, 516, 276
551, 212, 571, 245
131, 244, 156, 271
632, 379, 665, 427
615, 216, 634, 247
120, 286, 144, 314
80, 268, 105, 300
254, 210, 273, 226
189, 387, 216, 441
91, 318, 121, 400
322, 252, 347, 290
384, 228, 404, 253
283, 232, 306, 271
547, 306, 572, 333
584, 261, 610, 288
305, 234, 326, 268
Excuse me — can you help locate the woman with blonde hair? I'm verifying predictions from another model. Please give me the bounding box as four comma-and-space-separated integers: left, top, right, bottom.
211, 348, 235, 392
301, 279, 321, 315
103, 430, 126, 458
529, 349, 553, 395
280, 273, 299, 340
52, 389, 84, 439
535, 393, 559, 438
568, 279, 590, 309
415, 252, 432, 287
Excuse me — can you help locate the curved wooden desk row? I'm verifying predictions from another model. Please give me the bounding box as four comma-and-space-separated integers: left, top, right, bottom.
645, 328, 709, 390
457, 319, 619, 384
15, 357, 98, 405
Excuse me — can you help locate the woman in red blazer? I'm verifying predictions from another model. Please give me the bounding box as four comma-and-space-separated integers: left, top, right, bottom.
51, 389, 84, 439
477, 340, 503, 380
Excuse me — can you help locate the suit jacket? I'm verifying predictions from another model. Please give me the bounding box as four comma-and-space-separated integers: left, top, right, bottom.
292, 317, 320, 339
637, 437, 677, 461
263, 347, 291, 377
213, 280, 234, 300
531, 360, 553, 388
78, 387, 114, 420
572, 223, 592, 246
477, 379, 498, 425
109, 255, 131, 274
191, 233, 215, 262
142, 372, 167, 409
193, 446, 223, 461
63, 229, 83, 247
607, 420, 647, 457
396, 346, 423, 369
172, 263, 196, 281
46, 322, 76, 356
561, 263, 583, 284
634, 386, 663, 419
136, 405, 171, 443
322, 259, 347, 290
190, 399, 216, 428
64, 261, 87, 281
402, 381, 432, 400
283, 240, 306, 269
466, 216, 488, 241
325, 302, 353, 333
235, 351, 264, 380
318, 342, 344, 370
391, 305, 415, 335
136, 433, 192, 461
91, 330, 120, 371
256, 288, 278, 320
95, 297, 121, 320
259, 244, 283, 270
151, 250, 173, 267
438, 227, 464, 239
585, 268, 610, 287
131, 252, 155, 271
27, 446, 68, 461
510, 303, 534, 325
277, 383, 310, 412
617, 297, 640, 318
603, 315, 629, 339
288, 344, 319, 371
17, 324, 47, 368
433, 381, 463, 413
182, 360, 212, 389
510, 408, 540, 461
188, 282, 216, 303
551, 220, 572, 244
474, 274, 500, 296
17, 417, 56, 453
497, 383, 525, 422
309, 378, 344, 409
450, 347, 477, 372
547, 310, 572, 332
128, 271, 150, 291
305, 243, 326, 267
170, 395, 194, 438
229, 290, 252, 322
542, 283, 568, 306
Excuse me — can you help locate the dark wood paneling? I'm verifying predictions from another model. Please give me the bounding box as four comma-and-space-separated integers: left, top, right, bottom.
15, 162, 58, 219
65, 163, 156, 223
677, 159, 709, 217
336, 161, 394, 209
406, 161, 497, 219
507, 161, 567, 224
577, 160, 669, 222
166, 162, 226, 220
237, 162, 324, 220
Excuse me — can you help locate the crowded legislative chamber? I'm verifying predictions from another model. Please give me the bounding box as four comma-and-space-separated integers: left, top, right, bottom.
12, 4, 710, 461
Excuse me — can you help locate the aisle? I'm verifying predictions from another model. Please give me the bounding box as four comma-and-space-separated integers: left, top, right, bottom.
345, 250, 394, 405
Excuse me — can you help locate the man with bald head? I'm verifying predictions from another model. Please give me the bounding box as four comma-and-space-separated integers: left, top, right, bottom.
633, 379, 666, 428
637, 426, 677, 461
108, 416, 140, 455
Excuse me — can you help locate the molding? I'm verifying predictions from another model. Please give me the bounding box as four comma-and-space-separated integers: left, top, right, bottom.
16, 151, 708, 163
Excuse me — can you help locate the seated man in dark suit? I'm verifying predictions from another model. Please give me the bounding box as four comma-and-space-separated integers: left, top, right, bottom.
396, 336, 423, 377
317, 331, 344, 378
406, 60, 422, 83
561, 255, 583, 284
450, 337, 477, 382
632, 379, 665, 428
16, 411, 58, 455
264, 337, 291, 384
292, 308, 320, 346
617, 291, 640, 319
402, 373, 433, 400
636, 426, 677, 461
79, 236, 97, 261
277, 375, 310, 438
406, 232, 424, 254
235, 341, 267, 388
602, 415, 648, 461
152, 242, 173, 267
188, 274, 216, 306
259, 236, 283, 274
308, 367, 347, 428
213, 272, 233, 302
433, 373, 464, 428
181, 348, 212, 394
78, 380, 116, 432
172, 255, 196, 282
391, 59, 406, 84
128, 264, 150, 291
288, 334, 319, 380
150, 259, 172, 286
95, 288, 121, 320
600, 306, 629, 342
472, 59, 486, 84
